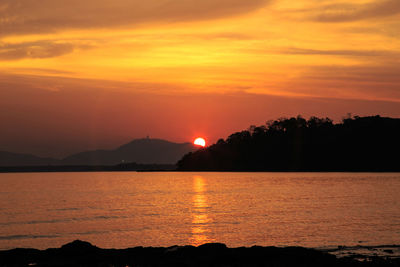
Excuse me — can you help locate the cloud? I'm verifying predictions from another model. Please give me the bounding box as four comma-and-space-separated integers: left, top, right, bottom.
0, 41, 77, 60
280, 63, 400, 102
0, 71, 186, 94
310, 0, 400, 22
345, 21, 400, 38
244, 61, 400, 103
0, 0, 270, 36
280, 47, 400, 58
303, 64, 400, 84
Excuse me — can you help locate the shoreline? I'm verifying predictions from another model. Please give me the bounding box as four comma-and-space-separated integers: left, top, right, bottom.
1, 167, 400, 173
1, 240, 399, 267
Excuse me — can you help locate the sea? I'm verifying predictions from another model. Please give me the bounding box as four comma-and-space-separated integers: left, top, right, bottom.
0, 172, 399, 254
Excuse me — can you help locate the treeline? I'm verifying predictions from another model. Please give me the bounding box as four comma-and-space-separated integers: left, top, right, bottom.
177, 115, 400, 171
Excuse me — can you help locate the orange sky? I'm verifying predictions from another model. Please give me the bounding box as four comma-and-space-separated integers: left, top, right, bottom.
1, 0, 400, 157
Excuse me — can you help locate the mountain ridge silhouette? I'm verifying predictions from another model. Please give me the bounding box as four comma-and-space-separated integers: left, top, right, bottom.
0, 138, 197, 166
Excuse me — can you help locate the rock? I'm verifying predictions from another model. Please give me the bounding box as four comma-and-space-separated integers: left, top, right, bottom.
1, 241, 399, 267
59, 240, 100, 254
198, 243, 227, 250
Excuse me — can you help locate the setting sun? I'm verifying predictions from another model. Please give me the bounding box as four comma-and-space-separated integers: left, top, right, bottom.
194, 137, 206, 147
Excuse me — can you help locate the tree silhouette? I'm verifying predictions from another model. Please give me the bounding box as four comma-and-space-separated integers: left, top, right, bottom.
177, 115, 400, 171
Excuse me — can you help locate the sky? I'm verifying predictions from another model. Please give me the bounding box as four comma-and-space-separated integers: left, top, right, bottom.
1, 0, 400, 158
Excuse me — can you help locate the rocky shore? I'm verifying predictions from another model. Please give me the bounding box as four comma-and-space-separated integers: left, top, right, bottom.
1, 240, 399, 267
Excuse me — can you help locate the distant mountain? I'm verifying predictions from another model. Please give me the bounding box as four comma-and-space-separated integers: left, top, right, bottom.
0, 138, 197, 167
62, 138, 197, 165
0, 151, 59, 166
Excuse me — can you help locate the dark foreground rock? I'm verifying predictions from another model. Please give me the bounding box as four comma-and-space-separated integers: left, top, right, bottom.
1, 240, 400, 267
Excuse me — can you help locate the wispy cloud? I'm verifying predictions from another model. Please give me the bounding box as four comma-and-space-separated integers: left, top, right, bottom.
345, 21, 400, 38
302, 64, 400, 84
280, 47, 400, 58
0, 41, 79, 60
276, 63, 400, 102
0, 0, 270, 36
309, 0, 400, 22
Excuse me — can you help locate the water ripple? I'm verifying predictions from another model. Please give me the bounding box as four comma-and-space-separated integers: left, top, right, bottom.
0, 234, 60, 240
0, 215, 131, 226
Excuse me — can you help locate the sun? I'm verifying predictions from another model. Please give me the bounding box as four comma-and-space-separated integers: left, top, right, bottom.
194, 137, 206, 147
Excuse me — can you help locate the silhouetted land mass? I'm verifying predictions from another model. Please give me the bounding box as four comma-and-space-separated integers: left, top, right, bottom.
62, 138, 195, 166
177, 115, 400, 171
0, 151, 58, 167
0, 162, 176, 173
1, 240, 399, 267
0, 138, 196, 167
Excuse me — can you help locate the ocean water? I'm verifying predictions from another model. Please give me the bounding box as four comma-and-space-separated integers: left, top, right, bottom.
0, 172, 399, 250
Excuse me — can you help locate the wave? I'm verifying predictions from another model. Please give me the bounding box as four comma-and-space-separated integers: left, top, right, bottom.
0, 234, 60, 240
0, 214, 131, 226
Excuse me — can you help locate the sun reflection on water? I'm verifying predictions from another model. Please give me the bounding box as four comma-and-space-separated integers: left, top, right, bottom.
190, 175, 214, 246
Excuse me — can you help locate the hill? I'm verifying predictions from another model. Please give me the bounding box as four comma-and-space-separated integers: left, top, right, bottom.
62, 138, 196, 165
0, 138, 197, 166
177, 115, 400, 171
0, 151, 59, 166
